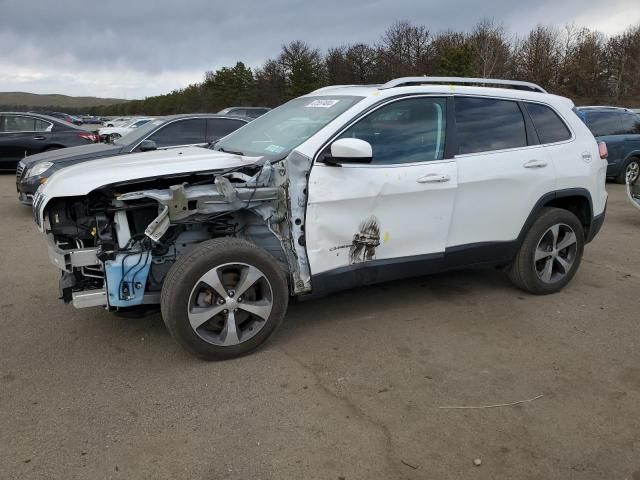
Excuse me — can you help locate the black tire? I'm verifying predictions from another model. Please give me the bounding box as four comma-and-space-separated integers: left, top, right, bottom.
508, 207, 585, 295
161, 238, 289, 360
615, 157, 640, 184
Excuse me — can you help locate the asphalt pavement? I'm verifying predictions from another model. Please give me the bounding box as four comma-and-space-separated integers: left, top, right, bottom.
1, 174, 639, 480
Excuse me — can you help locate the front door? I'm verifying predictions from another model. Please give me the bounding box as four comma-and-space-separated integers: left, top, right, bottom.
0, 115, 52, 167
306, 96, 457, 282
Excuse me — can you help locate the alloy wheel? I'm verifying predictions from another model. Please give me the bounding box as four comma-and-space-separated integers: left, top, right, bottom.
534, 223, 578, 284
626, 160, 640, 184
187, 263, 273, 346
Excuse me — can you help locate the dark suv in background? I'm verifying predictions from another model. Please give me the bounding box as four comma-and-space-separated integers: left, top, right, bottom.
0, 112, 97, 171
16, 113, 249, 204
577, 106, 640, 183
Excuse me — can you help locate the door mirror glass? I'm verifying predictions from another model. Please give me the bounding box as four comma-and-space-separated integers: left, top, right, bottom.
329, 138, 372, 164
139, 139, 157, 152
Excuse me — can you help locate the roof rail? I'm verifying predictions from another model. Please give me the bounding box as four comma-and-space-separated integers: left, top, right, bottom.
379, 76, 547, 93
577, 106, 634, 112
310, 84, 380, 94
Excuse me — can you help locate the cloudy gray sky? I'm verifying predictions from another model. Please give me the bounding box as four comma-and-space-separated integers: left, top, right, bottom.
1, 0, 638, 99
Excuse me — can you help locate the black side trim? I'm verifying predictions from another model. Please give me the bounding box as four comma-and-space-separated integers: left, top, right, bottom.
309, 252, 444, 298
445, 241, 517, 268
586, 204, 606, 243
307, 241, 518, 299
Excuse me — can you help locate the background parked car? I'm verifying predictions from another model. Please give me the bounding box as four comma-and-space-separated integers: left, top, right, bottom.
16, 113, 250, 204
0, 112, 97, 171
37, 111, 83, 125
577, 106, 640, 183
103, 117, 131, 127
218, 107, 271, 119
99, 117, 154, 142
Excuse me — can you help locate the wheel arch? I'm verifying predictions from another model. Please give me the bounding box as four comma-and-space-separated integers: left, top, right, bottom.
517, 189, 594, 249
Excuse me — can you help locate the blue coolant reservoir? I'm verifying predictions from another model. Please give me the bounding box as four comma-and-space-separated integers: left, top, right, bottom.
104, 251, 152, 307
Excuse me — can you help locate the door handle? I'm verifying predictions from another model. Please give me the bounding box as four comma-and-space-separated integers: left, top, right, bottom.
523, 159, 548, 169
417, 173, 450, 183
33, 136, 46, 140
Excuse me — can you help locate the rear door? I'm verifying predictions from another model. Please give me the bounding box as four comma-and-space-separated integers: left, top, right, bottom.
584, 111, 627, 175
306, 96, 457, 276
447, 96, 556, 250
621, 113, 640, 154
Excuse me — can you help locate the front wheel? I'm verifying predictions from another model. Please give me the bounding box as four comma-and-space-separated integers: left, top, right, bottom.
161, 238, 289, 360
508, 208, 585, 295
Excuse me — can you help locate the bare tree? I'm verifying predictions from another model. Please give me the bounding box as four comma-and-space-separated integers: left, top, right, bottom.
512, 25, 562, 89
469, 19, 511, 78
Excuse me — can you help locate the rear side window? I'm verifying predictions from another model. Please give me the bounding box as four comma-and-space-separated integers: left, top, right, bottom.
337, 97, 447, 165
455, 97, 527, 154
525, 103, 571, 144
584, 112, 626, 136
621, 114, 640, 134
34, 119, 52, 132
148, 119, 206, 147
207, 118, 246, 142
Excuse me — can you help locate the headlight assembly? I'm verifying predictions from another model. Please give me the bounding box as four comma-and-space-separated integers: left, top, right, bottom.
26, 162, 53, 178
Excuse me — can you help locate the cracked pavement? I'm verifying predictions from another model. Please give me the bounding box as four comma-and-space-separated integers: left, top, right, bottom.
1, 174, 639, 479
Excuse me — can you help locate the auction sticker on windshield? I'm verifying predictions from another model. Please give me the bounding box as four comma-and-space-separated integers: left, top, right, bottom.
306, 99, 340, 108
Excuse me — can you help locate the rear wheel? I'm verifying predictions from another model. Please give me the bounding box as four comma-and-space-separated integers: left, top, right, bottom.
509, 208, 585, 295
161, 238, 289, 360
616, 157, 640, 184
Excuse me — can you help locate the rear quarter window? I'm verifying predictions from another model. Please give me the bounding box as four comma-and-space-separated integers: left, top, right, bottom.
525, 103, 572, 144
584, 112, 626, 137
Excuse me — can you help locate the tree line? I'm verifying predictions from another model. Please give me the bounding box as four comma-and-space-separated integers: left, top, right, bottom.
95, 19, 640, 116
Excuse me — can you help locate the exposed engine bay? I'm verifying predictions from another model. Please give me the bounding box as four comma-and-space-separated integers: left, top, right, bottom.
39, 152, 313, 310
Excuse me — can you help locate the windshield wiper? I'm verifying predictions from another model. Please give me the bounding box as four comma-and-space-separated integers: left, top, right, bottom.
218, 146, 245, 156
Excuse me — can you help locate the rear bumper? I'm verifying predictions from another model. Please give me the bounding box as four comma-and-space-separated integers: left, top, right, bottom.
586, 204, 606, 243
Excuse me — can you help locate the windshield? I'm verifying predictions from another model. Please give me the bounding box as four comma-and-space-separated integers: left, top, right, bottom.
214, 96, 363, 160
114, 119, 166, 146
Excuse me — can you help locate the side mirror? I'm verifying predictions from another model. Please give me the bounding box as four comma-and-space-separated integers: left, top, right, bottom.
138, 139, 157, 152
328, 138, 373, 164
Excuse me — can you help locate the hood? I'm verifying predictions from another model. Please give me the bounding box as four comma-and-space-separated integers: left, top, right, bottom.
40, 146, 262, 199
22, 143, 123, 168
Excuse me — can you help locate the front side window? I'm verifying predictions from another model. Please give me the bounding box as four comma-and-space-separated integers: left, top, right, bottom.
585, 112, 625, 137
4, 115, 39, 132
336, 97, 447, 165
214, 95, 363, 160
455, 97, 527, 154
525, 103, 571, 144
148, 119, 206, 147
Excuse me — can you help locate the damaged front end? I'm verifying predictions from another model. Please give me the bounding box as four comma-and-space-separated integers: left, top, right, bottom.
36, 151, 313, 310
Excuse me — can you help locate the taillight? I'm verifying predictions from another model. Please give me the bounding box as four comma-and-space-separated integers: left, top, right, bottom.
598, 141, 608, 160
79, 133, 97, 143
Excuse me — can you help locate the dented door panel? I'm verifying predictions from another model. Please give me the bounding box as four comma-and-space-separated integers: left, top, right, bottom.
306, 160, 458, 275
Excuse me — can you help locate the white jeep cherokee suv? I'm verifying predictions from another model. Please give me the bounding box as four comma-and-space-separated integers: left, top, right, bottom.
33, 77, 608, 360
